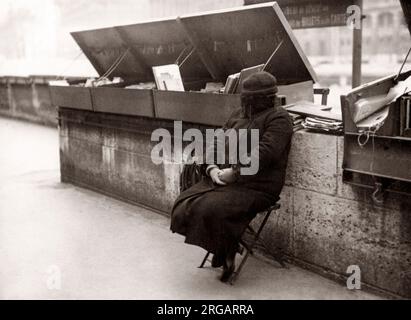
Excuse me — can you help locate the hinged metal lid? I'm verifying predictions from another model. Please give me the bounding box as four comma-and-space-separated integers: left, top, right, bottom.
71, 18, 210, 83
71, 1, 317, 84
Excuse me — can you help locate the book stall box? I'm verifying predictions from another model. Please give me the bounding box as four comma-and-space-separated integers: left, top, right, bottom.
340, 0, 411, 201
49, 2, 318, 127
340, 71, 411, 201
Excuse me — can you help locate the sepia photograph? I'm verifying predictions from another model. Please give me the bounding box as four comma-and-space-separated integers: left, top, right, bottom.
0, 0, 410, 308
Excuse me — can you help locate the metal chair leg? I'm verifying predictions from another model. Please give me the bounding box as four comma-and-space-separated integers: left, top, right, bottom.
199, 251, 211, 268
229, 208, 273, 284
229, 248, 252, 284
199, 204, 282, 284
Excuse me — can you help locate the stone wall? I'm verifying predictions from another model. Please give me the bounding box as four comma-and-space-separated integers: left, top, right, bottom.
58, 108, 411, 299
0, 77, 57, 127
59, 109, 185, 213
257, 132, 411, 299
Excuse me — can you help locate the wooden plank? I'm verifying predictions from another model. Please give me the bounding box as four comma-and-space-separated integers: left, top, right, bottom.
154, 90, 240, 126
91, 87, 155, 118
343, 135, 411, 182
286, 101, 342, 121
49, 86, 93, 111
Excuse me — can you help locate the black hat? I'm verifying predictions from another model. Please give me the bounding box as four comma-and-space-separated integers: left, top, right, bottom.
241, 71, 278, 96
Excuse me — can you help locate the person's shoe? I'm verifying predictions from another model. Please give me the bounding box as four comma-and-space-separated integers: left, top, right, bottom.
220, 253, 236, 283
220, 261, 235, 283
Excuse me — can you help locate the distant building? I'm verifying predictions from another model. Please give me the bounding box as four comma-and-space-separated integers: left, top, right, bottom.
1, 0, 409, 80
144, 0, 243, 18
363, 0, 410, 61
294, 0, 410, 65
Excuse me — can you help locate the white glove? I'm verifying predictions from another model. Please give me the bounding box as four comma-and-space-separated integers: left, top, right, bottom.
209, 168, 227, 186
218, 168, 237, 184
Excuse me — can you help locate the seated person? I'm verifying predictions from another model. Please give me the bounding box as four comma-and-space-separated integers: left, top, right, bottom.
170, 71, 293, 282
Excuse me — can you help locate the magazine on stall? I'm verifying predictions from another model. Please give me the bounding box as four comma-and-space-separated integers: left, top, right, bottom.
152, 64, 185, 92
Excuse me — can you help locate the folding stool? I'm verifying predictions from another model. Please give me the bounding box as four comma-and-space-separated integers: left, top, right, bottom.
199, 203, 285, 284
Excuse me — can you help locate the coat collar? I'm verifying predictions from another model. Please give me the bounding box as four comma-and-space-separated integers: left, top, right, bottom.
241, 98, 282, 119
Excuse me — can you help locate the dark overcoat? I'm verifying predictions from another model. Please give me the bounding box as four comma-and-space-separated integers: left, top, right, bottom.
170, 104, 293, 255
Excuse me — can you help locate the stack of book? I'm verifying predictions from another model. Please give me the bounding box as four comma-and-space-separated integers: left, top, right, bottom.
285, 101, 343, 134
302, 117, 343, 134
223, 64, 264, 94
289, 113, 304, 132
223, 73, 240, 94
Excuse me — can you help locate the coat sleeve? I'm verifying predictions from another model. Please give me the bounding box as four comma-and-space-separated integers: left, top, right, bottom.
199, 108, 240, 176
235, 112, 293, 179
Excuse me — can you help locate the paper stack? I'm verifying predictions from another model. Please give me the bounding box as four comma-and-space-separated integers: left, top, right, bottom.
302, 117, 343, 134
285, 101, 343, 134
289, 113, 304, 132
